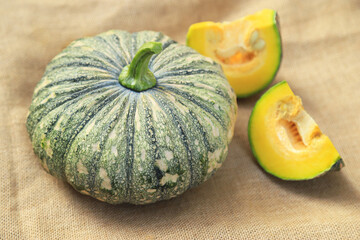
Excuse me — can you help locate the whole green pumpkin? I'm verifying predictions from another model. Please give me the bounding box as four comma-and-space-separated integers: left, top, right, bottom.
26, 30, 237, 204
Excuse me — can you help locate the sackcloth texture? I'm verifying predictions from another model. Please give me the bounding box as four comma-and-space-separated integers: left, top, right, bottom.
1, 0, 360, 239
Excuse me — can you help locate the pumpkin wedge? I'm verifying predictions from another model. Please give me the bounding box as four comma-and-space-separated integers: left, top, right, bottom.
186, 9, 282, 97
248, 81, 344, 180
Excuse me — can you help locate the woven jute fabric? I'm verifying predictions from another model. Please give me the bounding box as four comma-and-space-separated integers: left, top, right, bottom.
1, 0, 360, 239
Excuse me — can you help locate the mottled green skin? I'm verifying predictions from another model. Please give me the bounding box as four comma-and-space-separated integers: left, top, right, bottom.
26, 30, 237, 204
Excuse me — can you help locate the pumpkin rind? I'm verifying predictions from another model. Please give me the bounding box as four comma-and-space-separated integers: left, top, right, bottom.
26, 30, 237, 204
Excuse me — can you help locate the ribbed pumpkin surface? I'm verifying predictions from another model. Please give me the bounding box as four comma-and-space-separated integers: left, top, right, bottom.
26, 30, 237, 204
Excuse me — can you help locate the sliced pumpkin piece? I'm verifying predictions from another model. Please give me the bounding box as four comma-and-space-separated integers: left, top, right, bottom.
248, 81, 344, 180
186, 9, 282, 97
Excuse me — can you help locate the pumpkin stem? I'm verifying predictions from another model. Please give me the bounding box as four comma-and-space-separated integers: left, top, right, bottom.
119, 42, 162, 92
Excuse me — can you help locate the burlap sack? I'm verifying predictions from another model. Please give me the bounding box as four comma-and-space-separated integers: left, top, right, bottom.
1, 0, 360, 239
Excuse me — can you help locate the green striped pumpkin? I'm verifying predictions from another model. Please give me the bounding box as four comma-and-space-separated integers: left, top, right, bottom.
26, 30, 237, 204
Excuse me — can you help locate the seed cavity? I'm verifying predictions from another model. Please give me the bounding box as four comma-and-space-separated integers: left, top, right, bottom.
279, 120, 306, 150
216, 45, 246, 58
214, 29, 265, 65
276, 96, 322, 150
250, 30, 259, 45
252, 39, 265, 51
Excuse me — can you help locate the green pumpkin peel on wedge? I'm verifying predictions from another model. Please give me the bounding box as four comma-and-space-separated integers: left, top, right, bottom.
186, 9, 282, 97
248, 81, 344, 180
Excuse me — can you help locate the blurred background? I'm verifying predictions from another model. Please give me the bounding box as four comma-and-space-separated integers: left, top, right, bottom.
1, 0, 360, 239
